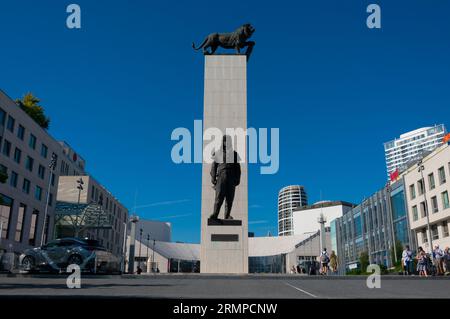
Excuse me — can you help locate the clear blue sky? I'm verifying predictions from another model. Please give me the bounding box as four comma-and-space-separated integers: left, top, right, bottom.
1, 0, 449, 243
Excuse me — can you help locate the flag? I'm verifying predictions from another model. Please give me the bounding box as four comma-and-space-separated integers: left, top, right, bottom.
443, 133, 450, 144
390, 168, 399, 182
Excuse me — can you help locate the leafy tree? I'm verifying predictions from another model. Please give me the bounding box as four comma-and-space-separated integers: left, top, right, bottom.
390, 240, 403, 265
15, 93, 50, 129
359, 251, 370, 273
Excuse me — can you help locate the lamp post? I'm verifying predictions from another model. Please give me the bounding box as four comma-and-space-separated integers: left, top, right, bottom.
317, 213, 327, 253
152, 239, 156, 272
96, 194, 103, 240
418, 161, 433, 251
76, 178, 84, 204
138, 228, 143, 270
146, 234, 150, 272
74, 177, 84, 237
40, 153, 57, 246
127, 215, 139, 273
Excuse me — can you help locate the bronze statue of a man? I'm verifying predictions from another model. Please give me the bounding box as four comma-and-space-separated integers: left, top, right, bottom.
210, 135, 241, 220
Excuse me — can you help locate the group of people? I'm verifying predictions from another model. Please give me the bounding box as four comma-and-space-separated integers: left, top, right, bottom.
319, 248, 338, 275
402, 245, 450, 277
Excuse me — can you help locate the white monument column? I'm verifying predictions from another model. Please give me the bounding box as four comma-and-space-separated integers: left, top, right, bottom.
200, 54, 248, 274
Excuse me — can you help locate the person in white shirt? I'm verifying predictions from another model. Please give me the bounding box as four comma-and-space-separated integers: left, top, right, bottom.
402, 245, 413, 275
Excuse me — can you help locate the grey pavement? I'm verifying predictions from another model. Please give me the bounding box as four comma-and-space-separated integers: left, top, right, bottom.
0, 274, 449, 299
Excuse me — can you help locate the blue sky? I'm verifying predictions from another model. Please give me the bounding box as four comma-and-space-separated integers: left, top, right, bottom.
1, 0, 449, 242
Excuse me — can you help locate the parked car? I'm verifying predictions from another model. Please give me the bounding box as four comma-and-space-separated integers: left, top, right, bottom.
19, 237, 121, 274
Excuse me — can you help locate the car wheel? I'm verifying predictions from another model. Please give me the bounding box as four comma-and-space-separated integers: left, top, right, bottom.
67, 254, 83, 266
22, 256, 35, 272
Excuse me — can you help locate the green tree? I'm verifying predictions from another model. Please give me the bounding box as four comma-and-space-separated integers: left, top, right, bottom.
15, 93, 50, 129
359, 251, 370, 273
390, 240, 403, 266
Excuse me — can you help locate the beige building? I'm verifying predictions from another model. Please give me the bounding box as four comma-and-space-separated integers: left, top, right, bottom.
56, 175, 128, 256
403, 143, 450, 252
0, 90, 83, 255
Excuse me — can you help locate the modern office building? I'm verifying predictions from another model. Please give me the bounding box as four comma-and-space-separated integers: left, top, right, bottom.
293, 200, 354, 236
0, 90, 84, 255
55, 175, 129, 256
384, 124, 446, 178
332, 181, 412, 273
278, 185, 308, 236
403, 142, 450, 252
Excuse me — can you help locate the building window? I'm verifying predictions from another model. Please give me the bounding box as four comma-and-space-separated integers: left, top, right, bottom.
431, 224, 439, 240
9, 171, 18, 188
29, 134, 36, 150
442, 191, 449, 210
417, 179, 425, 196
35, 186, 43, 201
38, 165, 45, 179
25, 156, 34, 172
22, 178, 31, 194
431, 196, 439, 213
420, 201, 427, 218
51, 173, 55, 186
15, 204, 26, 242
412, 205, 418, 221
428, 173, 435, 190
40, 144, 48, 158
48, 193, 53, 206
13, 147, 22, 164
2, 140, 11, 157
410, 184, 417, 200
29, 210, 39, 246
17, 124, 25, 140
422, 229, 428, 243
0, 108, 6, 126
0, 194, 13, 239
6, 116, 15, 132
443, 221, 449, 237
438, 166, 446, 185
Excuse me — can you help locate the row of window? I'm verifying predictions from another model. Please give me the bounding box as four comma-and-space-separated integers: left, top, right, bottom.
411, 191, 450, 221
0, 193, 42, 246
1, 137, 52, 182
0, 163, 54, 205
90, 184, 125, 222
409, 165, 448, 200
0, 109, 49, 157
420, 221, 450, 243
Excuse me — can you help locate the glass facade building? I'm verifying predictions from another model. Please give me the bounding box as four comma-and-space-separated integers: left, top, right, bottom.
333, 180, 412, 273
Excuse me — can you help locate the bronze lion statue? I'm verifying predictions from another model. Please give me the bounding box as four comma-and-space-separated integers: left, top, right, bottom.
192, 24, 255, 60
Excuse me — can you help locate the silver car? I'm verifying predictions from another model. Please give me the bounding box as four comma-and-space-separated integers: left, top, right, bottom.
19, 237, 121, 274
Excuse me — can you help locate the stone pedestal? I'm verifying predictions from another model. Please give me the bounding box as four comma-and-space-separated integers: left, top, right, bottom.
200, 55, 248, 274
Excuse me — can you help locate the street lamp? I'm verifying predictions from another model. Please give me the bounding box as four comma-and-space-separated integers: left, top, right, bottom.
76, 178, 84, 204
73, 177, 84, 238
146, 234, 150, 272
40, 153, 57, 246
96, 194, 103, 240
152, 239, 156, 272
418, 161, 433, 251
138, 228, 143, 270
127, 215, 139, 273
317, 213, 327, 253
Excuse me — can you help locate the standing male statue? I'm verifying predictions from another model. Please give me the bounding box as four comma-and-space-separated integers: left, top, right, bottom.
210, 135, 241, 220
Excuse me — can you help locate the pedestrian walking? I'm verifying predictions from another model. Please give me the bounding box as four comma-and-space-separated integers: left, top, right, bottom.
402, 245, 413, 275
329, 250, 338, 274
416, 247, 428, 277
433, 245, 444, 275
444, 247, 450, 275
320, 248, 330, 275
